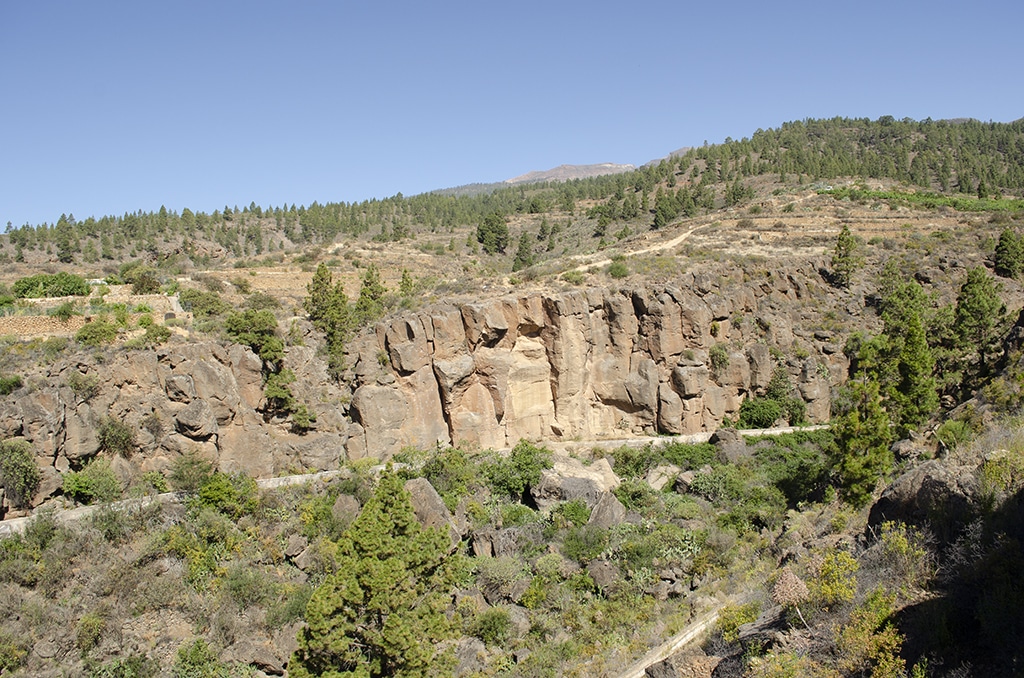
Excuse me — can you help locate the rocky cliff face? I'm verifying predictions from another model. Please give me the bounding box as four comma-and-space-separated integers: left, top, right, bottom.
342, 261, 843, 458
0, 341, 350, 514
0, 260, 849, 514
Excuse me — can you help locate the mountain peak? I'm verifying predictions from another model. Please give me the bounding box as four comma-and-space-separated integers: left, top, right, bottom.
504, 162, 635, 185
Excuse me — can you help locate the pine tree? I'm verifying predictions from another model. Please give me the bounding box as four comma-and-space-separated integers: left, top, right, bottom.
889, 310, 938, 437
512, 232, 535, 272
399, 269, 414, 298
290, 470, 455, 677
830, 224, 861, 288
476, 212, 509, 255
304, 263, 354, 377
829, 379, 893, 507
355, 264, 387, 325
954, 267, 1005, 375
993, 229, 1024, 278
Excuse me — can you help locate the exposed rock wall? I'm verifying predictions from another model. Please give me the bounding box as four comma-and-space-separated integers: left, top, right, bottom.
0, 262, 849, 514
343, 263, 843, 458
0, 341, 351, 514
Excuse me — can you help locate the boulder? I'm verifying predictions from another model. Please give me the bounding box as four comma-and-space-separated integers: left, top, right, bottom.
285, 533, 308, 558
646, 464, 680, 492
868, 459, 978, 543
588, 491, 626, 529
531, 456, 620, 511
165, 374, 195, 403
587, 559, 621, 591
454, 637, 487, 677
658, 383, 684, 435
404, 477, 461, 550
711, 427, 749, 464
175, 399, 218, 441
332, 493, 361, 527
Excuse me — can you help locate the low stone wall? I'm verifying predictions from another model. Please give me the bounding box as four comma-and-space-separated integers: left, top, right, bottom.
0, 290, 184, 338
0, 315, 89, 338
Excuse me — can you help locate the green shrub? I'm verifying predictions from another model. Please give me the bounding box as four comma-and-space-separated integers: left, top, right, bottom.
0, 375, 21, 396
140, 470, 170, 493
42, 336, 69, 362
710, 343, 730, 373
738, 396, 783, 429
550, 499, 591, 528
178, 288, 231, 318
613, 478, 660, 513
753, 434, 831, 506
422, 447, 479, 511
607, 260, 630, 279
660, 442, 716, 470
979, 449, 1024, 498
171, 639, 230, 678
62, 457, 121, 504
476, 556, 527, 601
608, 444, 659, 479
86, 654, 158, 678
719, 483, 788, 532
197, 471, 258, 519
811, 550, 859, 608
0, 632, 27, 672
717, 601, 761, 643
77, 611, 107, 654
878, 521, 933, 589
98, 417, 137, 458
615, 522, 704, 572
561, 270, 585, 285
472, 607, 512, 646
265, 583, 313, 629
91, 504, 131, 544
49, 300, 80, 322
484, 440, 553, 500
0, 439, 41, 507
67, 371, 101, 400
500, 503, 538, 527
12, 271, 89, 298
689, 466, 744, 503
562, 525, 608, 563
223, 562, 273, 607
76, 319, 119, 346
169, 450, 215, 493
935, 418, 976, 449
245, 291, 281, 310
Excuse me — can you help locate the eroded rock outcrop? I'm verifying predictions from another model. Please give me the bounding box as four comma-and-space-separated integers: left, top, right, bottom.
0, 266, 844, 514
344, 268, 838, 458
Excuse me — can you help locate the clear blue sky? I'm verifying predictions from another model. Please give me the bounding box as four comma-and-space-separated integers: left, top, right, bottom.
2, 0, 1021, 228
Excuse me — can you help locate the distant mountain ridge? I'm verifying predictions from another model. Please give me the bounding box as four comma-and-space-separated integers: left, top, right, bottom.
504, 162, 635, 185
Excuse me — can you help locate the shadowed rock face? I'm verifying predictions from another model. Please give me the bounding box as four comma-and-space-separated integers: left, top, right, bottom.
345, 267, 839, 458
0, 267, 843, 514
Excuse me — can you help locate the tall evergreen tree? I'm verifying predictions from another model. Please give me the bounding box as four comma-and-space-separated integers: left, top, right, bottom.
829, 379, 894, 507
304, 263, 354, 378
830, 224, 861, 288
993, 228, 1024, 278
512, 232, 535, 272
290, 470, 455, 677
954, 267, 1006, 375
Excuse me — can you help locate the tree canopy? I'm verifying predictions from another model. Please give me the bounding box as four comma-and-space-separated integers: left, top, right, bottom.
290, 470, 456, 677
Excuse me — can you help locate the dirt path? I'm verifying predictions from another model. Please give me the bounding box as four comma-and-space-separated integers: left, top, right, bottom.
616, 607, 722, 678
571, 224, 704, 272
